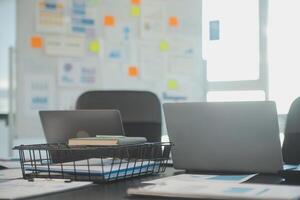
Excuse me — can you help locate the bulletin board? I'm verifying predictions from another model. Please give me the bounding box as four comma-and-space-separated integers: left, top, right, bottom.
15, 0, 205, 138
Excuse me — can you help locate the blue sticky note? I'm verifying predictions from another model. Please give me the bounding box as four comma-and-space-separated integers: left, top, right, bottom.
224, 187, 253, 194
209, 20, 220, 40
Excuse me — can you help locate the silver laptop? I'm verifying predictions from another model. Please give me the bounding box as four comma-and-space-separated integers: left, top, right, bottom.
163, 101, 283, 174
40, 110, 124, 144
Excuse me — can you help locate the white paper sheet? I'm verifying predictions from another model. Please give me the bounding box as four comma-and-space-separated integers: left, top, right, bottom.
0, 179, 92, 199
0, 169, 23, 181
36, 0, 68, 33
141, 2, 166, 39
57, 60, 98, 87
0, 160, 20, 169
128, 181, 300, 200
45, 35, 85, 57
23, 74, 56, 117
143, 173, 257, 184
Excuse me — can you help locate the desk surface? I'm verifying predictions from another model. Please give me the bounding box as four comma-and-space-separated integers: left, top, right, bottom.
26, 167, 284, 200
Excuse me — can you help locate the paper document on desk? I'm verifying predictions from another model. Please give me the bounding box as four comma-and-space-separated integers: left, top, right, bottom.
143, 173, 257, 184
0, 160, 20, 169
128, 181, 300, 200
0, 169, 23, 180
0, 179, 92, 199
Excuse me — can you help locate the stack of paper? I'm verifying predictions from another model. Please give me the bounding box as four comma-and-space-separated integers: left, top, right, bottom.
24, 160, 160, 179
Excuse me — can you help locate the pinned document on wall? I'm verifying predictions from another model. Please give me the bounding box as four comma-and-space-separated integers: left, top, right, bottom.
36, 0, 68, 33
58, 60, 98, 87
71, 0, 99, 37
45, 35, 85, 57
24, 74, 55, 116
141, 2, 165, 39
104, 42, 129, 63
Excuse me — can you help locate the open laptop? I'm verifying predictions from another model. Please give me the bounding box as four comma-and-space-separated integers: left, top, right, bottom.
163, 101, 283, 174
39, 110, 124, 144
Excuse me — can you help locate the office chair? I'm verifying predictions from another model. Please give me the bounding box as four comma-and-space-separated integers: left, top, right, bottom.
282, 97, 300, 164
76, 91, 162, 142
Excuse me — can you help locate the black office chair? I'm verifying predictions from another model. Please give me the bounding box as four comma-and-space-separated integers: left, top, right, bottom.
282, 97, 300, 164
76, 91, 162, 142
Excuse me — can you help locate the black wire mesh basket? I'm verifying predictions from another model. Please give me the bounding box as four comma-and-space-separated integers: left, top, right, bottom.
13, 142, 172, 183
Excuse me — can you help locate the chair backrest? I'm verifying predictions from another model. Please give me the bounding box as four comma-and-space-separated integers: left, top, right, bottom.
282, 97, 300, 164
76, 91, 162, 142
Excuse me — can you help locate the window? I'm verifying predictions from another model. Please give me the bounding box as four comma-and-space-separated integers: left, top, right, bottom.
203, 0, 260, 82
0, 0, 15, 113
268, 0, 300, 114
202, 0, 267, 102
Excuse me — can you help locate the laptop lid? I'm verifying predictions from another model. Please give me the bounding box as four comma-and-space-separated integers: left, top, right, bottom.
163, 101, 283, 174
39, 110, 124, 144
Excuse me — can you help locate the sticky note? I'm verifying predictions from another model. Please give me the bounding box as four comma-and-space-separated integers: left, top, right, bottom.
131, 6, 140, 17
104, 16, 115, 26
209, 20, 220, 40
169, 16, 179, 27
88, 0, 101, 5
89, 40, 100, 53
31, 36, 43, 48
131, 0, 141, 5
167, 80, 179, 90
128, 66, 138, 77
160, 41, 169, 52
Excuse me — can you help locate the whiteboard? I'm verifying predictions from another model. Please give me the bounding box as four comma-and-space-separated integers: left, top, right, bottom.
15, 0, 205, 139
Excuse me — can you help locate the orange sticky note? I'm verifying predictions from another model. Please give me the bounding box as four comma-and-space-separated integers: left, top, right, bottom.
169, 17, 179, 27
131, 0, 141, 5
128, 66, 138, 77
31, 36, 43, 48
104, 16, 115, 26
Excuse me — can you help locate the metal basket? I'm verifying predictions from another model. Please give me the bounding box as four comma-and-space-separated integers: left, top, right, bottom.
13, 142, 172, 183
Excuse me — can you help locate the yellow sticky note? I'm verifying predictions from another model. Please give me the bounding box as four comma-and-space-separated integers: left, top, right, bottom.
160, 41, 169, 52
131, 6, 140, 17
88, 0, 101, 5
89, 40, 100, 53
31, 36, 43, 48
167, 80, 178, 90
